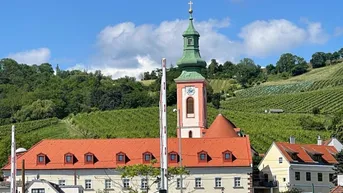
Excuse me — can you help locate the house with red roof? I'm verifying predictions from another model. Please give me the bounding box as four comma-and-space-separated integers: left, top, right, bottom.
2, 2, 255, 193
258, 136, 338, 193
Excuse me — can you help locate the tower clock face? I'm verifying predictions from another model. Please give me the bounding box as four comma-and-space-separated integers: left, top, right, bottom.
186, 87, 195, 95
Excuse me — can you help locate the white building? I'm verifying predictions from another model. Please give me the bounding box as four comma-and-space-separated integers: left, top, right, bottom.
258, 137, 338, 193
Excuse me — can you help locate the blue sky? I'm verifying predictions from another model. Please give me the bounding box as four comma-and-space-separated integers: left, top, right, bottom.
1, 0, 342, 78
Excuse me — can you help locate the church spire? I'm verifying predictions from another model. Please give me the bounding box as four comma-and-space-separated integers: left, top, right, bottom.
176, 1, 207, 72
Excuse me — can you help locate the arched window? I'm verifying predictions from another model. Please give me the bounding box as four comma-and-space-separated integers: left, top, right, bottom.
189, 131, 193, 138
186, 97, 194, 114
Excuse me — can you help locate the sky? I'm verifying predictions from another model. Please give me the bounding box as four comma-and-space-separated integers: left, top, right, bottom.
1, 0, 343, 79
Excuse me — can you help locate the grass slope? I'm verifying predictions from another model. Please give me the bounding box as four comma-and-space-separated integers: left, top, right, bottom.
69, 107, 330, 153
224, 87, 343, 114
235, 62, 343, 97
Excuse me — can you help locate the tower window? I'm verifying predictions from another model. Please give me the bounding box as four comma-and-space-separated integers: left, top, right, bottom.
186, 97, 194, 114
189, 131, 193, 138
188, 38, 193, 45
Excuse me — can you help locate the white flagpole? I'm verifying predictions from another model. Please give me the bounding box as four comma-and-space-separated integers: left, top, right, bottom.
10, 125, 16, 193
160, 58, 168, 192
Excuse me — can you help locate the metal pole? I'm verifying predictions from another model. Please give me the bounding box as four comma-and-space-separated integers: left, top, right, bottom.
177, 109, 183, 193
22, 160, 25, 193
10, 125, 16, 193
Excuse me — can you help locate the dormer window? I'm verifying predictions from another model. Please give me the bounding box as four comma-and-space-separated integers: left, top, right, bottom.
222, 150, 232, 162
169, 151, 178, 163
143, 152, 153, 163
116, 152, 126, 164
84, 153, 94, 164
197, 151, 208, 162
37, 153, 47, 165
64, 153, 74, 164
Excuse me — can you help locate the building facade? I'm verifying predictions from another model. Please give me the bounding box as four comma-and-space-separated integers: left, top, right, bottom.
258, 137, 337, 193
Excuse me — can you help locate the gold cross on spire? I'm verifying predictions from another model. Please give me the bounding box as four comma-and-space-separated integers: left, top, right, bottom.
188, 0, 193, 12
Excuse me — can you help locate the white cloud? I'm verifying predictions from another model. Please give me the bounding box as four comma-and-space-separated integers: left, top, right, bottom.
85, 17, 328, 79
7, 48, 51, 65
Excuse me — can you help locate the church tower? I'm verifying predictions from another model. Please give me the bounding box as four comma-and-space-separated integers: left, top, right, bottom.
175, 1, 207, 138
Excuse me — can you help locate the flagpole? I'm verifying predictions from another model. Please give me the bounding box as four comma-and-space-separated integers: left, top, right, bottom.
160, 58, 168, 193
10, 125, 16, 193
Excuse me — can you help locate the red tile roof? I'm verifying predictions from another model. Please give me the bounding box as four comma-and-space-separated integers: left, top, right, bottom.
275, 142, 338, 164
330, 186, 343, 193
204, 114, 238, 138
2, 137, 252, 170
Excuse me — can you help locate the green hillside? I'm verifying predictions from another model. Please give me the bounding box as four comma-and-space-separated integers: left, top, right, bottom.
235, 62, 343, 98
0, 106, 331, 167
224, 87, 343, 114
0, 119, 72, 167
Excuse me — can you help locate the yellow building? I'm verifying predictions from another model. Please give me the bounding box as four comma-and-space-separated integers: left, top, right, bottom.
258, 137, 338, 193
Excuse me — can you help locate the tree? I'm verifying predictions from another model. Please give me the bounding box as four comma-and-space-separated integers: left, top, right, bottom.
310, 52, 327, 68
14, 99, 57, 122
116, 159, 189, 193
265, 64, 276, 74
212, 93, 221, 109
276, 53, 296, 73
208, 59, 219, 77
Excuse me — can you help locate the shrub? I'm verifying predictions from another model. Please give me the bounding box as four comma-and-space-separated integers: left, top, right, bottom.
312, 107, 321, 115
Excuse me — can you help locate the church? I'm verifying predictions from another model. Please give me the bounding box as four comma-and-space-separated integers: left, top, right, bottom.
2, 2, 253, 193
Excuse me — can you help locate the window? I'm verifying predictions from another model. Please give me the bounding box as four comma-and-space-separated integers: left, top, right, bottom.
141, 178, 148, 190
116, 152, 126, 163
318, 173, 323, 182
38, 156, 44, 163
195, 178, 202, 188
37, 153, 46, 165
105, 179, 111, 189
188, 38, 193, 45
279, 157, 283, 163
330, 173, 335, 182
283, 178, 286, 182
169, 152, 178, 163
197, 151, 208, 162
118, 154, 124, 161
188, 131, 193, 138
306, 172, 311, 181
143, 152, 152, 163
234, 177, 241, 187
84, 153, 94, 164
65, 154, 73, 164
200, 153, 206, 160
123, 179, 130, 188
32, 189, 45, 193
186, 97, 194, 114
58, 180, 66, 186
215, 177, 222, 187
223, 150, 232, 162
295, 172, 300, 181
176, 178, 183, 188
85, 179, 92, 189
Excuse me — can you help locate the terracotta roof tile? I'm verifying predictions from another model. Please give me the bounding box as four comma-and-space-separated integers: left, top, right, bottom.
2, 137, 252, 170
330, 186, 343, 193
276, 142, 338, 164
204, 114, 238, 138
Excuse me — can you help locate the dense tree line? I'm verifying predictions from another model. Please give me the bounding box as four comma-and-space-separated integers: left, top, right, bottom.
143, 47, 343, 89
142, 58, 266, 88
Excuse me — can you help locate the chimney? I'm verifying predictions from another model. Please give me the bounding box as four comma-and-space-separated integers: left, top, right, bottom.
317, 136, 322, 145
289, 136, 295, 144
